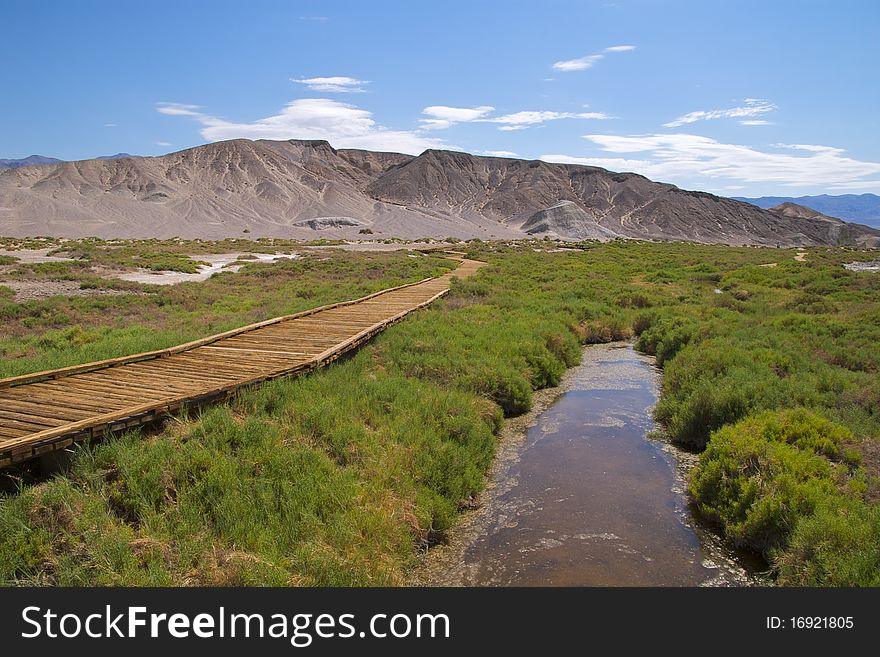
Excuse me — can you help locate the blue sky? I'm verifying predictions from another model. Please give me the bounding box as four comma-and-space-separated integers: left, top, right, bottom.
2, 0, 879, 196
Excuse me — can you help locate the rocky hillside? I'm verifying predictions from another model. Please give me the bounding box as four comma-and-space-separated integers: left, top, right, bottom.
735, 193, 880, 229
769, 202, 880, 248
1, 138, 878, 246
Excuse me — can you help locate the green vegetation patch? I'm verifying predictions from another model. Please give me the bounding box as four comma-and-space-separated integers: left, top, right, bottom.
2, 239, 880, 586
690, 409, 880, 585
0, 361, 499, 586
0, 249, 453, 378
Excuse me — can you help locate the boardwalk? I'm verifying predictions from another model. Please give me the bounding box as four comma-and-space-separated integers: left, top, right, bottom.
0, 257, 483, 467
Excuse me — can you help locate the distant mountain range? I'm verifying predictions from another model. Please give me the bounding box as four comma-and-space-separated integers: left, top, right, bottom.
0, 155, 64, 169
734, 194, 880, 229
0, 139, 878, 247
0, 153, 136, 170
95, 153, 137, 161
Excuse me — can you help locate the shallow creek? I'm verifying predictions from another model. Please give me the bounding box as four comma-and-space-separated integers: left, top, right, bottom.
413, 343, 763, 586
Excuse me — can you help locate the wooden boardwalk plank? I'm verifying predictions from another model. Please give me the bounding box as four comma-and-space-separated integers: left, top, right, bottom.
0, 258, 483, 466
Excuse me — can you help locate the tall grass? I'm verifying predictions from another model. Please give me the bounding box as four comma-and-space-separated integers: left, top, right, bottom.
1, 240, 879, 585
0, 250, 453, 378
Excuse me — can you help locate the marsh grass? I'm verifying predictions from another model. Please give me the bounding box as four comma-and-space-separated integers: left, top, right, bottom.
0, 248, 453, 378
1, 239, 879, 585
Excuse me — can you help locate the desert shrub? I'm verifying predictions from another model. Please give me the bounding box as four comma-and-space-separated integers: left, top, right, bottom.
651, 339, 828, 448
447, 275, 489, 299
545, 331, 582, 367
689, 409, 852, 556
631, 311, 656, 336
616, 292, 652, 309
459, 367, 533, 416
635, 316, 698, 366
841, 380, 880, 417
786, 292, 839, 315
656, 373, 773, 449
712, 293, 742, 310
778, 496, 880, 586
134, 253, 206, 273
8, 260, 91, 279
579, 318, 631, 344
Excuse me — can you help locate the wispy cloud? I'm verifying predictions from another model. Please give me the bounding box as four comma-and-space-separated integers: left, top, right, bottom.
419, 105, 495, 130
552, 54, 604, 72
489, 110, 611, 130
663, 98, 776, 128
157, 98, 450, 155
291, 76, 368, 93
772, 143, 842, 153
541, 133, 880, 191
477, 150, 518, 157
156, 103, 202, 117
104, 123, 118, 128
419, 105, 611, 131
156, 141, 172, 147
552, 45, 636, 72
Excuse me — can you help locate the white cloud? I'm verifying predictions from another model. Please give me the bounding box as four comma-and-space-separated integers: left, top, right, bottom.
663, 98, 776, 128
489, 110, 611, 130
771, 143, 844, 153
823, 180, 880, 190
740, 120, 772, 126
552, 54, 604, 72
291, 76, 368, 93
541, 133, 880, 191
156, 98, 450, 155
542, 154, 651, 170
552, 45, 635, 72
418, 105, 610, 131
156, 141, 172, 147
420, 105, 495, 130
104, 123, 118, 128
156, 103, 202, 117
477, 150, 518, 157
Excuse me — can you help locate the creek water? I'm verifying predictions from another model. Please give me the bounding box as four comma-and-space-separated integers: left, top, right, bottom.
414, 343, 760, 586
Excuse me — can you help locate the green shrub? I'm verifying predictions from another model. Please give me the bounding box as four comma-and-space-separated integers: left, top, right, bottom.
3, 239, 880, 586
786, 292, 839, 315
631, 311, 655, 336
689, 409, 853, 556
635, 316, 698, 366
778, 496, 880, 586
654, 341, 791, 448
